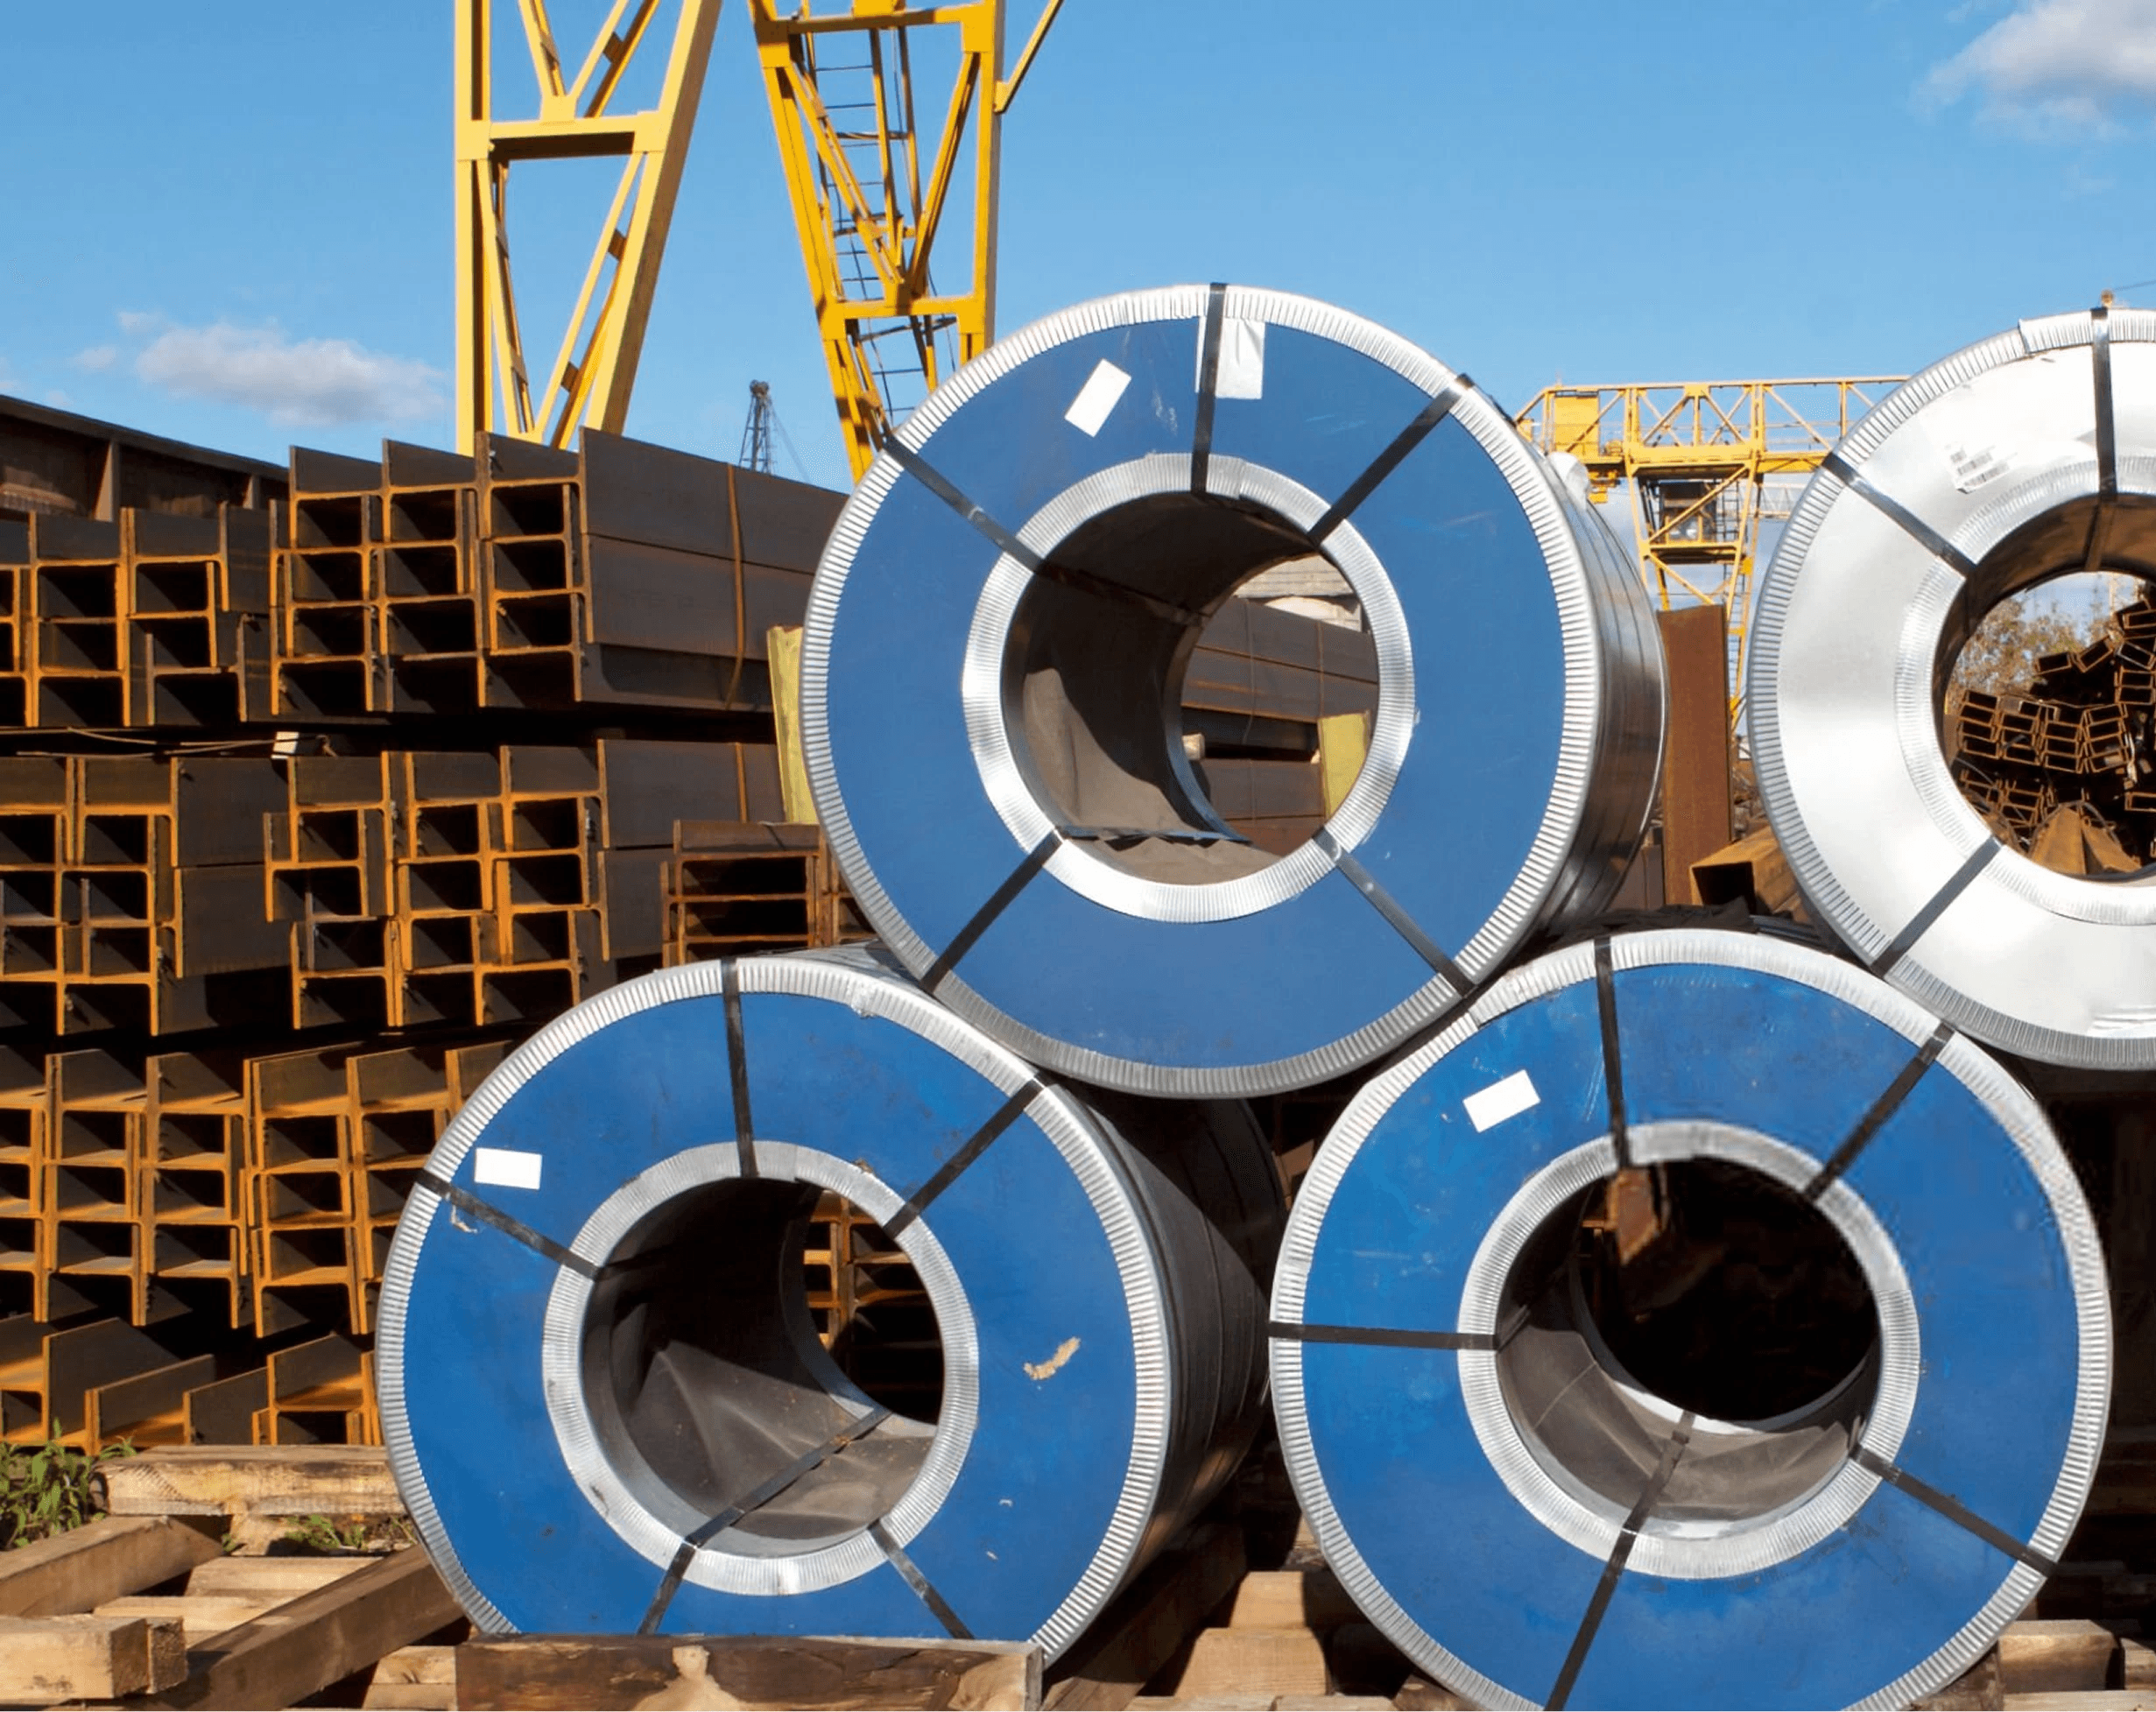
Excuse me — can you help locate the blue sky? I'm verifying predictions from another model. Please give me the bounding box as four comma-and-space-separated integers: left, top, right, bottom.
6, 2, 2156, 492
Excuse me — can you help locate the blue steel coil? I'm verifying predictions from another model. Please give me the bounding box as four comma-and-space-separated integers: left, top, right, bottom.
1271, 929, 2108, 1711
802, 285, 1665, 1097
377, 947, 1281, 1659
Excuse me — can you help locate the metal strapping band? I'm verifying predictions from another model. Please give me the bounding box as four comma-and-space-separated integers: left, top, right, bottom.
1311, 379, 1469, 542
884, 439, 1201, 625
414, 1171, 595, 1279
1266, 1320, 1497, 1352
1852, 1444, 2060, 1575
884, 1078, 1044, 1240
1804, 1022, 1954, 1201
1546, 1412, 1695, 1711
1314, 828, 1469, 995
922, 832, 1060, 992
722, 959, 757, 1179
870, 1518, 974, 1639
1822, 451, 1980, 580
1593, 936, 1631, 1169
2096, 305, 2118, 501
637, 1406, 896, 1633
1060, 823, 1251, 847
1191, 282, 1228, 494
1868, 842, 2000, 977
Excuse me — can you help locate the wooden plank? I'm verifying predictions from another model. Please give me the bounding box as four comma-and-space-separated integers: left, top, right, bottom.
1220, 1568, 1359, 1633
95, 1593, 273, 1646
2122, 1637, 2156, 1689
455, 1635, 1041, 1710
99, 1444, 400, 1519
2002, 1696, 2156, 1710
184, 1554, 370, 1601
1164, 1630, 1328, 1703
2000, 1619, 2117, 1696
0, 1611, 187, 1701
129, 1546, 458, 1710
0, 1512, 219, 1617
1915, 1647, 2006, 1712
1045, 1523, 1249, 1711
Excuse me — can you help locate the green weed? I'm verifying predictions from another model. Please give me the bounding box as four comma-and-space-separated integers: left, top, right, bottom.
0, 1436, 134, 1551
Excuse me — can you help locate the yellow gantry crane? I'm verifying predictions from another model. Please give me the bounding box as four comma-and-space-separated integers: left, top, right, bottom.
454, 0, 722, 454
1515, 379, 1903, 720
454, 0, 1060, 476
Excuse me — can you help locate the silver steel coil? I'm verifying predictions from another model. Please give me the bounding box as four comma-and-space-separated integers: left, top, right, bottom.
377, 946, 1281, 1657
802, 285, 1666, 1097
1754, 306, 2156, 1067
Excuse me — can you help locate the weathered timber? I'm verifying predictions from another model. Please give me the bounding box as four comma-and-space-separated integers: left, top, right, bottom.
1219, 1568, 1360, 1633
454, 1634, 1041, 1711
0, 1513, 220, 1617
121, 1546, 457, 1710
2000, 1620, 2117, 1696
1044, 1524, 1249, 1711
1164, 1629, 1328, 1704
0, 1611, 188, 1701
1914, 1646, 2007, 1711
99, 1444, 401, 1522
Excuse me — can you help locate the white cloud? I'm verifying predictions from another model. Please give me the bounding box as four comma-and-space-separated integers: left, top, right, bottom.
123, 316, 444, 427
1927, 0, 2156, 130
72, 345, 117, 372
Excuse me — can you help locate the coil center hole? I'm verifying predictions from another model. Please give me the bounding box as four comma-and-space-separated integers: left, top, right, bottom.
580, 1178, 942, 1552
1494, 1159, 1879, 1529
1004, 493, 1377, 883
1939, 496, 2156, 873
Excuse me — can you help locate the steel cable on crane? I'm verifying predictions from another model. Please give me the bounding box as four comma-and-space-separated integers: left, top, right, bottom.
377, 946, 1280, 1657
801, 284, 1666, 1097
1270, 928, 2107, 1710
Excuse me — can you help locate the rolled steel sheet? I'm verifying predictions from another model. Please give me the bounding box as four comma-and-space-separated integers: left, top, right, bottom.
1271, 929, 2106, 1710
377, 946, 1280, 1657
803, 285, 1665, 1096
1754, 306, 2156, 1067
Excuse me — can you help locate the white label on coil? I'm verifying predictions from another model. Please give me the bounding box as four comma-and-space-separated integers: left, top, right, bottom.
1064, 360, 1131, 436
1201, 318, 1266, 400
1922, 391, 2010, 494
1462, 1070, 1539, 1133
472, 1147, 544, 1190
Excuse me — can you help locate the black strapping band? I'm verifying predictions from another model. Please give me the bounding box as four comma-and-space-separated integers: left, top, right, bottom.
1869, 842, 2000, 977
1267, 1319, 1496, 1351
1546, 1412, 1695, 1711
1804, 1022, 1954, 1200
922, 832, 1059, 993
722, 959, 757, 1179
884, 440, 1197, 625
1853, 1444, 2060, 1575
638, 1406, 895, 1633
2096, 305, 2118, 501
1191, 282, 1228, 493
884, 1079, 1043, 1240
1314, 829, 1469, 996
1311, 380, 1469, 542
417, 1170, 595, 1279
1822, 451, 1980, 580
1593, 936, 1631, 1169
870, 1518, 973, 1639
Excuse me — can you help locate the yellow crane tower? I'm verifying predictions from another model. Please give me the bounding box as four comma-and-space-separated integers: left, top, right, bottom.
1515, 378, 1902, 720
453, 0, 1060, 477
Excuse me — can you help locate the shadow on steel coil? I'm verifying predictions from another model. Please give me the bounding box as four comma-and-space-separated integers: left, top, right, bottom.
376, 945, 1281, 1660
1754, 306, 2156, 1068
1270, 928, 2108, 1710
801, 283, 1666, 1097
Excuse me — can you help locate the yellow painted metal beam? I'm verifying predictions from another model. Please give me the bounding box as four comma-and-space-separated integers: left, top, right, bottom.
751, 0, 1058, 482
454, 0, 720, 454
1516, 377, 1903, 722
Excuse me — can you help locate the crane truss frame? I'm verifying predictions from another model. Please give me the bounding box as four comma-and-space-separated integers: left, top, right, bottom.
750, 0, 1061, 482
1516, 378, 1903, 721
454, 0, 722, 454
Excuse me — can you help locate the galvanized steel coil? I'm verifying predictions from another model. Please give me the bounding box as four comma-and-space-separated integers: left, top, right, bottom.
1271, 929, 2107, 1710
802, 285, 1665, 1096
377, 946, 1280, 1657
1754, 306, 2156, 1067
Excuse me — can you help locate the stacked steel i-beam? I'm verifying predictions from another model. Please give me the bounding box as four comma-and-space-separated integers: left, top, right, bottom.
0, 426, 865, 1451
